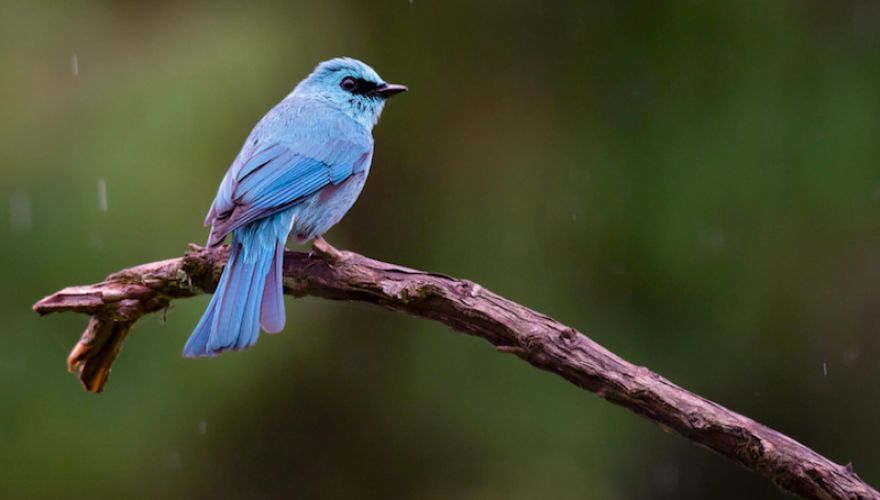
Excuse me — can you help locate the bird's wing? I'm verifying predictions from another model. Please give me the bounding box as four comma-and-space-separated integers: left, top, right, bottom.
205, 114, 373, 247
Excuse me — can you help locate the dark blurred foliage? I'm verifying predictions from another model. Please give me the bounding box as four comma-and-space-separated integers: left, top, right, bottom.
2, 1, 880, 498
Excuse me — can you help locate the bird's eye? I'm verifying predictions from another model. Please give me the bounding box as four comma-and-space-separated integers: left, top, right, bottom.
340, 77, 358, 92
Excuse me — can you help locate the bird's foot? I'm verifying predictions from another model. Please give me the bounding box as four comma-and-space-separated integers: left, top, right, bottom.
312, 236, 346, 262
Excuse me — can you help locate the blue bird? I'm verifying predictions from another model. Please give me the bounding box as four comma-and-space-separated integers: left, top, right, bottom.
183, 58, 406, 358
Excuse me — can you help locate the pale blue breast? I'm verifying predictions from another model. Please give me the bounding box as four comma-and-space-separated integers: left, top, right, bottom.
287, 170, 369, 245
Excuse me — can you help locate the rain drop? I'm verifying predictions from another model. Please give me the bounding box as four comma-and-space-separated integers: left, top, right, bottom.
98, 179, 107, 212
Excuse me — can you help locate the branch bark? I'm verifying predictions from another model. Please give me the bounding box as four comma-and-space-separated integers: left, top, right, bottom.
33, 241, 877, 500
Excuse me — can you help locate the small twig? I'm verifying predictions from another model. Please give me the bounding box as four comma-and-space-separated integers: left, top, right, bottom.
32, 244, 878, 500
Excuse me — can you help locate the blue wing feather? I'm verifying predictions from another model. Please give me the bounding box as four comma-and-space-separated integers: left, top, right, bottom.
234, 144, 286, 182
205, 99, 373, 248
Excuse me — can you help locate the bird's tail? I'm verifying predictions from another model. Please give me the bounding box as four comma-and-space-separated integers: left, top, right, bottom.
183, 214, 290, 358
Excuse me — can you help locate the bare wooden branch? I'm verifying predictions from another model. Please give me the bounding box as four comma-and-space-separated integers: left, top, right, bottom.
33, 241, 878, 500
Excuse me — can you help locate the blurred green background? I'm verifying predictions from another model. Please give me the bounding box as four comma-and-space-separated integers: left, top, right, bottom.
2, 1, 880, 498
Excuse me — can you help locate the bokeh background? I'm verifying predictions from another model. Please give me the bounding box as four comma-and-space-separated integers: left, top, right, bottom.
2, 1, 880, 498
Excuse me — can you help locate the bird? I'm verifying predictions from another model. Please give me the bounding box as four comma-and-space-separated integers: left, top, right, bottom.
183, 58, 407, 358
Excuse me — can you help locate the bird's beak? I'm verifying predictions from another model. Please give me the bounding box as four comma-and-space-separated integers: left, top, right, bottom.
369, 83, 408, 98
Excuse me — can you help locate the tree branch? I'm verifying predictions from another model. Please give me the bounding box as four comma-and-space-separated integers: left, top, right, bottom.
33, 241, 877, 500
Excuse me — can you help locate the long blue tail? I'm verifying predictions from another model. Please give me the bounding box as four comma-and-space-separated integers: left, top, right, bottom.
183, 212, 291, 358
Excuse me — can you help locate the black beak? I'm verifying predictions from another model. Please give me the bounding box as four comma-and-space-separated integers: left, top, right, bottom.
368, 83, 408, 99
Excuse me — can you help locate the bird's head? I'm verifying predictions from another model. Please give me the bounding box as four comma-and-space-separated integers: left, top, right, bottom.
291, 57, 407, 130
